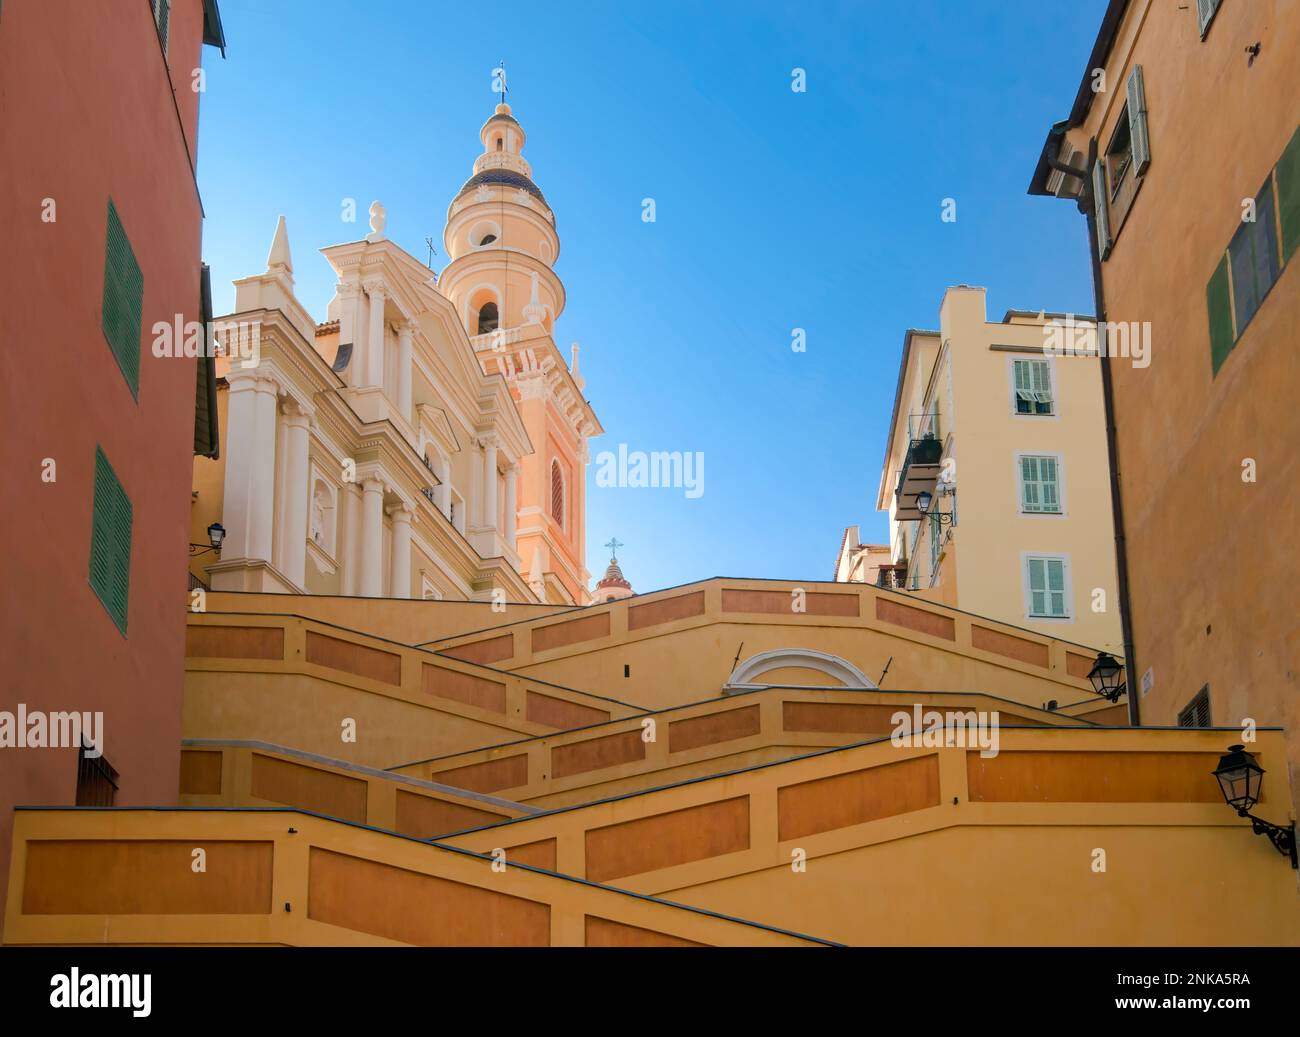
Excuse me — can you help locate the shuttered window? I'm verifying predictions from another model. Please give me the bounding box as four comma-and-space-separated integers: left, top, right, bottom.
1206, 126, 1297, 376
1126, 66, 1151, 177
1177, 686, 1212, 728
1196, 0, 1222, 37
152, 0, 171, 57
1092, 158, 1112, 259
1020, 456, 1062, 513
550, 460, 565, 529
1228, 178, 1281, 336
1026, 556, 1068, 618
89, 446, 133, 635
1275, 124, 1300, 265
1013, 359, 1053, 414
101, 199, 143, 397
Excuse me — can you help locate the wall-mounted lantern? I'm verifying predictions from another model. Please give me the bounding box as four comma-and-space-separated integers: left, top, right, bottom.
1212, 744, 1297, 869
1086, 651, 1125, 702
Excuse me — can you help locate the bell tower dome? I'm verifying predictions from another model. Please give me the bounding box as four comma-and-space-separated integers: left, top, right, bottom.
440, 103, 564, 337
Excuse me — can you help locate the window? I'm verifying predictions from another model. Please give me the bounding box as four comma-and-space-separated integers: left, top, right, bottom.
496, 137, 503, 151
1025, 555, 1069, 618
1105, 110, 1133, 202
101, 199, 143, 397
478, 233, 496, 245
1196, 0, 1223, 37
1012, 359, 1053, 415
1228, 178, 1281, 336
1019, 455, 1062, 514
476, 301, 499, 335
151, 0, 171, 58
1178, 685, 1212, 727
550, 460, 565, 529
1206, 125, 1299, 374
76, 740, 119, 807
1093, 66, 1150, 259
928, 513, 942, 578
89, 446, 132, 635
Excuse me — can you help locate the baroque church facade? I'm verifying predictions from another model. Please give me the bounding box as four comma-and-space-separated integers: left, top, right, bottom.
189, 102, 601, 605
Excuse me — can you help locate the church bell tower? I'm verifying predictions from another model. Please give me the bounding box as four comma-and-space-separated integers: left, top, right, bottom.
438, 100, 602, 604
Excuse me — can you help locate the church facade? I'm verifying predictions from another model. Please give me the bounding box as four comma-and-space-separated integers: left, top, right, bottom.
189, 103, 600, 605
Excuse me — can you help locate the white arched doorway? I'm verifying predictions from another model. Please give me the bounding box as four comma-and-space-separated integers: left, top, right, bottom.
723, 648, 877, 691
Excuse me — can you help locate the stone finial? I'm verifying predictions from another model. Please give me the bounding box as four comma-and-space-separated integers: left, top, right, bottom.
570, 343, 585, 392
522, 270, 547, 325
367, 200, 387, 242
267, 215, 293, 278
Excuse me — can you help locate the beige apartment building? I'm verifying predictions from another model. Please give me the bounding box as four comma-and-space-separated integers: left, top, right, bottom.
873, 286, 1122, 653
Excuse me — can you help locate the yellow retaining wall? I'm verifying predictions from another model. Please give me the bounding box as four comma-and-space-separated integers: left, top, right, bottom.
438, 728, 1300, 945
184, 612, 644, 768
4, 809, 828, 947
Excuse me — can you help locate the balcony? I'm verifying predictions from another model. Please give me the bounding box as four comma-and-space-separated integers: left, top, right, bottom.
894, 412, 944, 521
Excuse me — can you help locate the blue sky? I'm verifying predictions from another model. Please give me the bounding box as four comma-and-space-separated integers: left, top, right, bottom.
197, 0, 1104, 593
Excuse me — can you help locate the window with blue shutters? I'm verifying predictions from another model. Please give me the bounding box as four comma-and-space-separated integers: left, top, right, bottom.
1019, 455, 1062, 514
101, 199, 143, 397
89, 446, 133, 635
1025, 556, 1069, 619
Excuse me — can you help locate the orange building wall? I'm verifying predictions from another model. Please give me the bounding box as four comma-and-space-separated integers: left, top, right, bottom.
1076, 0, 1300, 804
0, 0, 214, 927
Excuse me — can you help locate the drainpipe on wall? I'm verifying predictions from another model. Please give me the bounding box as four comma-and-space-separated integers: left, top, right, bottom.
1043, 140, 1141, 726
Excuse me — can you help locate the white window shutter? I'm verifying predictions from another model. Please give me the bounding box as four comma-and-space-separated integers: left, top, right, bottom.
1092, 159, 1112, 259
1126, 65, 1150, 176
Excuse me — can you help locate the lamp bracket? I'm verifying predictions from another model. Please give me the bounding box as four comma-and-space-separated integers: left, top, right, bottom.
1243, 811, 1298, 868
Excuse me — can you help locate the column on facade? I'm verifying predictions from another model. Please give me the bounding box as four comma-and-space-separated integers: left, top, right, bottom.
389, 503, 412, 599
396, 319, 414, 421
364, 280, 386, 389
336, 281, 360, 385
359, 477, 385, 597
482, 436, 499, 534
240, 376, 280, 563
341, 483, 361, 595
281, 402, 312, 588
504, 464, 518, 549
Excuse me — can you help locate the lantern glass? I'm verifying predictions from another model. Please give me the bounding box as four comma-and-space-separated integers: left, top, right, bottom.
1213, 745, 1263, 812
1087, 652, 1123, 699
207, 522, 227, 550
916, 490, 933, 514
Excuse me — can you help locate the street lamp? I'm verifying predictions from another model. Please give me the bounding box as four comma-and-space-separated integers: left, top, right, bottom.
915, 489, 955, 527
1086, 651, 1125, 702
1212, 744, 1297, 868
189, 522, 226, 557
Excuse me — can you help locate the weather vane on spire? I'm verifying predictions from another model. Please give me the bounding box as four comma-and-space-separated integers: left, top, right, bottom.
605, 537, 623, 560
494, 60, 508, 106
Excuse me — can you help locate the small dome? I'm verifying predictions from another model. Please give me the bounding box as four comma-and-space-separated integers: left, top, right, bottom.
454, 168, 548, 206
596, 558, 631, 591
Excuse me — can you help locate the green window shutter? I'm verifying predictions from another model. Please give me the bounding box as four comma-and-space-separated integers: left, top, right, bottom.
1041, 457, 1060, 511
1126, 66, 1151, 176
1206, 253, 1235, 374
1046, 560, 1067, 616
1275, 124, 1300, 264
1092, 159, 1112, 260
1196, 0, 1222, 36
89, 446, 133, 635
1021, 457, 1040, 511
1031, 359, 1053, 407
101, 199, 143, 397
1027, 558, 1047, 616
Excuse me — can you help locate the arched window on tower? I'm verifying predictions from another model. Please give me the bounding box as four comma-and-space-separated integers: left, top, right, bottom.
550, 460, 565, 530
476, 301, 499, 335
496, 137, 504, 151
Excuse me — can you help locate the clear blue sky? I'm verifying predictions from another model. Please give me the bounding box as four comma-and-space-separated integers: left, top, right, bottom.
197, 0, 1104, 593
